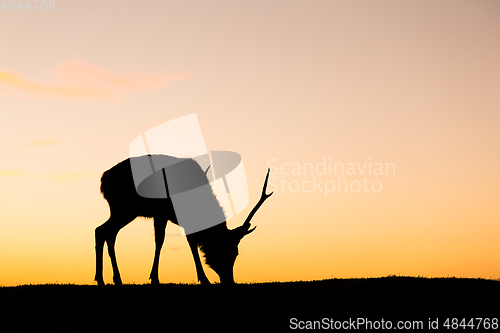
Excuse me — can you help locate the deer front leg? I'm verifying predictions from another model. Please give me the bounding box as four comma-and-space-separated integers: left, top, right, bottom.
187, 236, 210, 285
150, 218, 167, 285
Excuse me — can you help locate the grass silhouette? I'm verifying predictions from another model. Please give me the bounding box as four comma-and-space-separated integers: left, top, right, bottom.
0, 276, 498, 331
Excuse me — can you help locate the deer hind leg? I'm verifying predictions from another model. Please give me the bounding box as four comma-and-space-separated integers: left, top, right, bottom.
187, 236, 211, 285
95, 221, 107, 286
149, 217, 167, 285
95, 214, 135, 286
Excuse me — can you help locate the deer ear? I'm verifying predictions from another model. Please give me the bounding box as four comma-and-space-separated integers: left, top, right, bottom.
233, 225, 257, 240
245, 226, 257, 236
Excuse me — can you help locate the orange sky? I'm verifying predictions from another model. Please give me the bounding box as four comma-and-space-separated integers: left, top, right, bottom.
0, 0, 499, 286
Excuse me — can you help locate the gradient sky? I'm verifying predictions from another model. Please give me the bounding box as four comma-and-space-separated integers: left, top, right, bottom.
0, 0, 499, 286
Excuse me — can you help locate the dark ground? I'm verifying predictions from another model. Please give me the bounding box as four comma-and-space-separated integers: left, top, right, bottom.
0, 276, 499, 332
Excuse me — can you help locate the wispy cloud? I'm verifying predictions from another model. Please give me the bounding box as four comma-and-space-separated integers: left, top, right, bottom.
0, 60, 192, 102
26, 138, 60, 147
0, 170, 98, 181
38, 171, 98, 181
0, 170, 25, 177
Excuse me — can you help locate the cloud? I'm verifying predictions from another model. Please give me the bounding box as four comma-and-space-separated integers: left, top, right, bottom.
37, 171, 98, 181
0, 60, 192, 102
0, 170, 98, 181
0, 170, 25, 177
26, 139, 60, 147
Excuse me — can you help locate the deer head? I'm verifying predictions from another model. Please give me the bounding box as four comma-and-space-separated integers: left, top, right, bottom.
201, 168, 274, 284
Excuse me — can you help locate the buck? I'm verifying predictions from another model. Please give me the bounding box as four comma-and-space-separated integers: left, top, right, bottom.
95, 155, 273, 286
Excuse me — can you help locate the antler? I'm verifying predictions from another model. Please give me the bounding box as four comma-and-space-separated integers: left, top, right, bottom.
235, 168, 274, 237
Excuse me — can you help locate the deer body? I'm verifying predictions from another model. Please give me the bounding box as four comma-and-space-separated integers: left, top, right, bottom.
95, 155, 272, 286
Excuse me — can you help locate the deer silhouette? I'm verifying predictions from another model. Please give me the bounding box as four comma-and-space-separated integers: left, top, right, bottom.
95, 155, 273, 286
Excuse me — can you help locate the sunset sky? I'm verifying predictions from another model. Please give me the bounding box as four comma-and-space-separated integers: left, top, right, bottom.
1, 0, 499, 286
